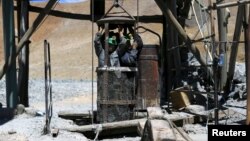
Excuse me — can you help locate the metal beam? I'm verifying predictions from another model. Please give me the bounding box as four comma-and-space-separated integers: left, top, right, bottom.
15, 5, 164, 23
2, 0, 18, 108
0, 0, 58, 79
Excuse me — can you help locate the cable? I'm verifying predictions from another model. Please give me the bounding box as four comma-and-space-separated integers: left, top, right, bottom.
192, 0, 213, 61
136, 0, 139, 31
91, 0, 95, 125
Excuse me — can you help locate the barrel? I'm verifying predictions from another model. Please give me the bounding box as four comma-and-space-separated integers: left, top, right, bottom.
96, 67, 137, 123
137, 45, 160, 109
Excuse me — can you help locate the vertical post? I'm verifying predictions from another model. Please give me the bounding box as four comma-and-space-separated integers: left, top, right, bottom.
2, 0, 18, 108
171, 0, 181, 87
17, 0, 30, 107
216, 0, 228, 91
90, 0, 105, 21
44, 40, 50, 133
245, 4, 250, 125
102, 23, 109, 123
160, 10, 168, 105
225, 5, 244, 98
209, 0, 216, 57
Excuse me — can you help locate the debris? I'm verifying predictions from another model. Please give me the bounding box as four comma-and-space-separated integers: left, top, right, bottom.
51, 128, 59, 137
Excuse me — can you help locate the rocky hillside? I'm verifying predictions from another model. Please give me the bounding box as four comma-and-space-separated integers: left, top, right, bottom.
0, 0, 245, 80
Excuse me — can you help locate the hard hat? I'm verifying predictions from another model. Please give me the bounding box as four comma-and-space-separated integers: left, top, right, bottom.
108, 36, 117, 46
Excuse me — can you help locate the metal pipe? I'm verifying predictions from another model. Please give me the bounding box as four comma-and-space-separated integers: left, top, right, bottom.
44, 40, 50, 134
203, 0, 250, 10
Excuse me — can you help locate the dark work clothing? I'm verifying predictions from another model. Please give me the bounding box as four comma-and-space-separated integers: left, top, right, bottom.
119, 34, 143, 67
94, 32, 120, 67
94, 32, 143, 67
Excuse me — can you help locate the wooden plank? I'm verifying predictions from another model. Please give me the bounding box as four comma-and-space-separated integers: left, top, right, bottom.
147, 107, 164, 119
64, 118, 147, 133
137, 120, 146, 136
58, 111, 92, 120
141, 119, 187, 141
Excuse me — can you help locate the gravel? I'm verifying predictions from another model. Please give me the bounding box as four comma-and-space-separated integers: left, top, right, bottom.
0, 79, 96, 140
0, 63, 248, 141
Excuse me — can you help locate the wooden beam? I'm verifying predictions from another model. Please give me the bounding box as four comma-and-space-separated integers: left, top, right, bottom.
154, 0, 213, 79
64, 118, 147, 138
17, 0, 30, 107
0, 0, 58, 79
225, 5, 244, 99
2, 0, 18, 108
246, 4, 250, 125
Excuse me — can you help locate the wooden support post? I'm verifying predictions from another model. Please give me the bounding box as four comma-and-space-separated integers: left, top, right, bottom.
2, 0, 18, 108
209, 0, 216, 59
17, 0, 30, 107
170, 0, 181, 87
225, 5, 244, 98
154, 0, 213, 79
216, 0, 228, 92
245, 4, 250, 125
0, 0, 58, 79
159, 1, 170, 106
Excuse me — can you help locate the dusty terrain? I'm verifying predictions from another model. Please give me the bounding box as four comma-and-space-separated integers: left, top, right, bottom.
0, 0, 245, 80
0, 0, 248, 141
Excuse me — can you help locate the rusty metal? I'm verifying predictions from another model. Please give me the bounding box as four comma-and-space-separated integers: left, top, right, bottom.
96, 67, 137, 123
101, 23, 110, 123
43, 40, 53, 134
138, 45, 160, 109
